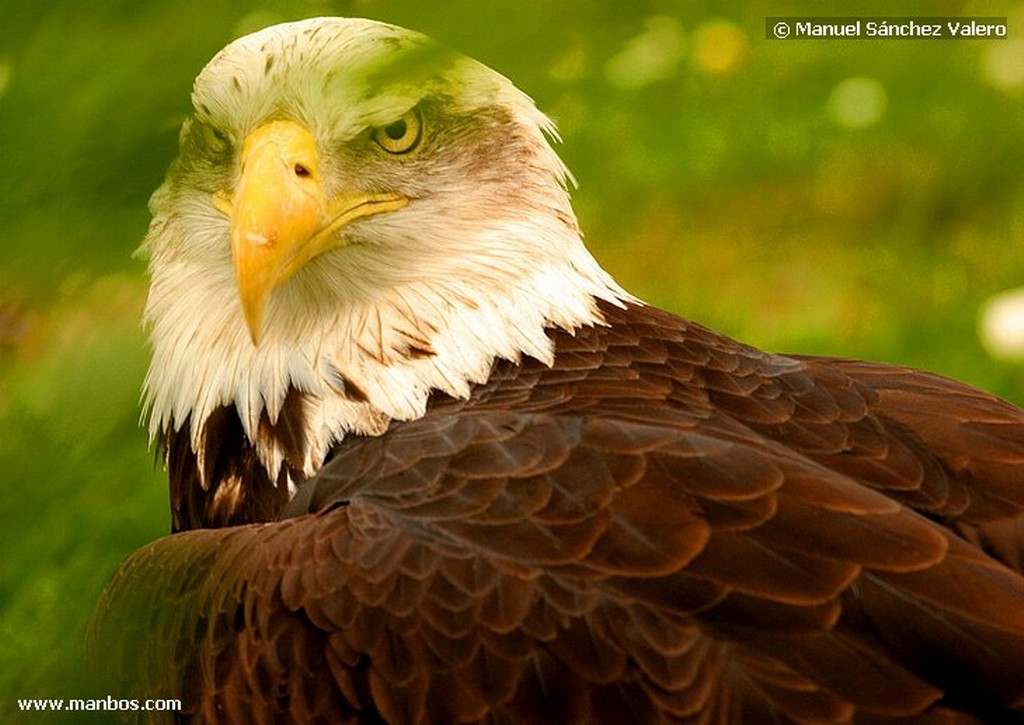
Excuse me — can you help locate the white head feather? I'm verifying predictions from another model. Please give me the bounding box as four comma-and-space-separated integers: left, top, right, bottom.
141, 17, 630, 480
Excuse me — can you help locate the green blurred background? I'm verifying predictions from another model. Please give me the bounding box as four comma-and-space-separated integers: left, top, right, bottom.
1, 0, 1022, 719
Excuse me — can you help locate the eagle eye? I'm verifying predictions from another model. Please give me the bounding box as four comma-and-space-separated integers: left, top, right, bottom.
373, 109, 422, 154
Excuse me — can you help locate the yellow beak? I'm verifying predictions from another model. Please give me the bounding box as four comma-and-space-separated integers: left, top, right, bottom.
215, 120, 407, 344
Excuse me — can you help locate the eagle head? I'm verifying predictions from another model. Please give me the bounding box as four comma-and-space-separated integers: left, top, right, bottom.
141, 17, 627, 500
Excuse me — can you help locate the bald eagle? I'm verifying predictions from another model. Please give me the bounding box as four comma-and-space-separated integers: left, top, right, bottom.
94, 17, 1024, 723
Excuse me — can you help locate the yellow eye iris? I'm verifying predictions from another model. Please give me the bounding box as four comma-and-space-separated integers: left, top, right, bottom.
373, 109, 422, 154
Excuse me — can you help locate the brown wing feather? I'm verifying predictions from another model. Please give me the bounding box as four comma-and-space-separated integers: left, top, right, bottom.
94, 302, 1024, 723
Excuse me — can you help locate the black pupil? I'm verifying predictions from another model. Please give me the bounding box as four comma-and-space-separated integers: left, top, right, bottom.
385, 119, 407, 140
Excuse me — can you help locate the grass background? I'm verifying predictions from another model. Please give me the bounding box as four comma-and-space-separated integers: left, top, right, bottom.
1, 0, 1022, 720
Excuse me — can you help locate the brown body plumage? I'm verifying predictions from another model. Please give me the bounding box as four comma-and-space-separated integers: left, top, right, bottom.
94, 17, 1024, 724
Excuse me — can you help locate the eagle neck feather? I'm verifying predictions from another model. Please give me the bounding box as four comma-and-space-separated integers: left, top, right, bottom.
142, 214, 630, 485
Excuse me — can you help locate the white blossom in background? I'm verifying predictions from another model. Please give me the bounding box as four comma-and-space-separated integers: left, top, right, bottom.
980, 287, 1024, 361
827, 77, 888, 129
605, 16, 686, 89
